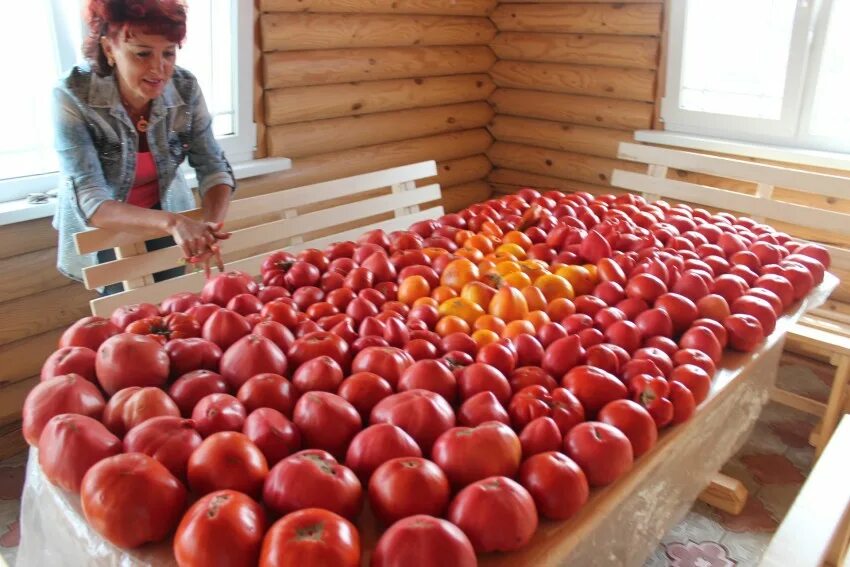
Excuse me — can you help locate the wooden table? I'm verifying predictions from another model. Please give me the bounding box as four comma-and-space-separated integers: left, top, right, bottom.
16, 276, 838, 567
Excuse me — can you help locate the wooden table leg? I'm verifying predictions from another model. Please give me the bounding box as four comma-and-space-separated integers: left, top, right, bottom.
698, 473, 748, 515
817, 355, 850, 459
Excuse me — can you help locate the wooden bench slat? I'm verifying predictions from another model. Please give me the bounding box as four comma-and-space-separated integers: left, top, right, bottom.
788, 322, 850, 357
87, 207, 443, 316
618, 142, 850, 201
82, 184, 442, 289
611, 170, 850, 236
75, 161, 439, 254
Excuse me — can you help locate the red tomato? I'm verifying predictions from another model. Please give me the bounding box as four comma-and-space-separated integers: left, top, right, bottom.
95, 333, 170, 395
123, 416, 202, 482
201, 271, 259, 306
672, 349, 717, 377
126, 313, 201, 342
562, 365, 628, 417
38, 414, 121, 493
564, 422, 633, 487
678, 326, 723, 364
670, 364, 712, 405
243, 408, 302, 466
22, 374, 105, 446
598, 399, 657, 458
59, 316, 121, 351
292, 355, 344, 393
456, 362, 512, 405
220, 334, 288, 390
345, 423, 422, 481
432, 422, 522, 488
288, 331, 351, 371
518, 451, 589, 520
110, 303, 160, 329
731, 295, 778, 335
456, 391, 511, 427
106, 386, 181, 436
174, 490, 266, 567
263, 449, 363, 519
188, 431, 269, 498
448, 476, 538, 553
370, 390, 456, 455
371, 515, 476, 567
519, 416, 562, 459
337, 372, 393, 420
723, 313, 765, 352
397, 359, 457, 404
192, 393, 247, 437
625, 273, 667, 303
259, 508, 360, 567
669, 381, 696, 425
476, 341, 517, 376
40, 346, 97, 383
541, 335, 584, 378
654, 293, 699, 334
237, 373, 297, 417
351, 346, 415, 389
368, 457, 451, 525
509, 366, 558, 393
81, 453, 186, 549
292, 392, 362, 459
168, 370, 229, 417
202, 309, 252, 350
165, 338, 222, 378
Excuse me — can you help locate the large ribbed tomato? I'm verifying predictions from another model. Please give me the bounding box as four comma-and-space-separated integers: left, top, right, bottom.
259, 508, 360, 567
371, 515, 476, 567
38, 414, 121, 493
22, 373, 105, 446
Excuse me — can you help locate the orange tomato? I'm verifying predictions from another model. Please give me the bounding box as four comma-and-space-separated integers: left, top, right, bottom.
519, 260, 549, 281
582, 264, 599, 284
454, 230, 475, 247
472, 329, 500, 349
502, 231, 533, 251
398, 275, 431, 305
556, 265, 595, 296
489, 287, 529, 322
455, 247, 485, 264
495, 261, 521, 276
484, 251, 518, 264
502, 271, 532, 289
502, 319, 536, 339
422, 247, 450, 262
473, 314, 507, 335
440, 258, 479, 292
481, 220, 504, 239
464, 234, 495, 254
534, 274, 575, 303
438, 297, 485, 327
431, 285, 458, 304
413, 297, 439, 309
521, 285, 547, 312
477, 259, 498, 276
461, 281, 498, 310
435, 315, 470, 337
496, 243, 527, 261
524, 310, 551, 331
546, 297, 576, 321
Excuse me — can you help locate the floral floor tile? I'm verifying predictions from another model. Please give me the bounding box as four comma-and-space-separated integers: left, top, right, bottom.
664, 540, 736, 567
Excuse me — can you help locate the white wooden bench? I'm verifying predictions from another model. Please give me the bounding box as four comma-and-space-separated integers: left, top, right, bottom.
74, 161, 444, 316
612, 142, 850, 459
760, 414, 850, 567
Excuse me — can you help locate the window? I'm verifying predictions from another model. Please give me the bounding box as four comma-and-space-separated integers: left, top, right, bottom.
0, 0, 255, 204
662, 0, 850, 154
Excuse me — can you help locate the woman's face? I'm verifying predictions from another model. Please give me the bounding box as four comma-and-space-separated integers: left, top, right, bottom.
102, 28, 177, 107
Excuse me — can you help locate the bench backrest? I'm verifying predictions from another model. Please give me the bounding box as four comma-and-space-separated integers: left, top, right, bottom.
75, 161, 443, 316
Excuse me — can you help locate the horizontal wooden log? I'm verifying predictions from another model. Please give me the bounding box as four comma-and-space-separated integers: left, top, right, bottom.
500, 0, 662, 4
491, 3, 662, 35
0, 418, 27, 460
0, 217, 55, 260
265, 74, 495, 125
261, 14, 496, 51
424, 180, 493, 213
268, 101, 494, 157
426, 154, 493, 188
490, 88, 653, 131
0, 376, 37, 426
264, 46, 496, 89
489, 167, 624, 196
490, 61, 656, 102
488, 115, 632, 160
0, 284, 96, 347
240, 128, 493, 198
0, 329, 63, 386
490, 32, 658, 69
488, 141, 644, 186
259, 0, 497, 16
0, 248, 70, 303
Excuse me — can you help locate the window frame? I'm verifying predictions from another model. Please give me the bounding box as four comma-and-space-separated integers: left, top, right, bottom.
0, 0, 256, 205
661, 0, 848, 154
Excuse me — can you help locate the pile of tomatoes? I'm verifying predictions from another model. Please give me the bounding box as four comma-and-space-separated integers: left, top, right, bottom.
24, 189, 830, 566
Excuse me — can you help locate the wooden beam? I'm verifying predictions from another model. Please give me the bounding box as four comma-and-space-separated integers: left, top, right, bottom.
490, 88, 653, 131
490, 32, 659, 69
0, 248, 70, 303
259, 0, 498, 16
0, 284, 96, 347
770, 388, 828, 417
426, 154, 493, 189
268, 101, 494, 158
489, 167, 618, 197
488, 115, 633, 160
0, 328, 63, 387
0, 217, 55, 260
698, 473, 748, 515
263, 46, 496, 89
491, 3, 663, 35
265, 74, 495, 125
260, 13, 496, 51
491, 61, 656, 102
488, 141, 644, 187
425, 180, 493, 213
0, 376, 38, 425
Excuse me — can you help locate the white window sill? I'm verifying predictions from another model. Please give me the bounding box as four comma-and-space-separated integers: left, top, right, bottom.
634, 131, 850, 172
0, 157, 292, 228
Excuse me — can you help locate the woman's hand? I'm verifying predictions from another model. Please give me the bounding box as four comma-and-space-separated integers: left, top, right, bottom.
172, 219, 231, 278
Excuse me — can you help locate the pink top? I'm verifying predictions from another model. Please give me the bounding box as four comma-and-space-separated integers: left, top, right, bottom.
126, 152, 159, 209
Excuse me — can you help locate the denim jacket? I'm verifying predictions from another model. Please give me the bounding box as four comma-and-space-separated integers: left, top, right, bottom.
52, 64, 235, 282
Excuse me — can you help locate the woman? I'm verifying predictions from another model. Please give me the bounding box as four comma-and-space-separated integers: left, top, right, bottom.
52, 0, 235, 294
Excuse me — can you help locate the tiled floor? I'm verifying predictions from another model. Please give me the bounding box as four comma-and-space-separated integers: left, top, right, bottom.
0, 357, 833, 567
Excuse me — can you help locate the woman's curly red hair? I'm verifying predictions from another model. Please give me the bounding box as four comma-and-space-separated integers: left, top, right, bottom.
83, 0, 188, 76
